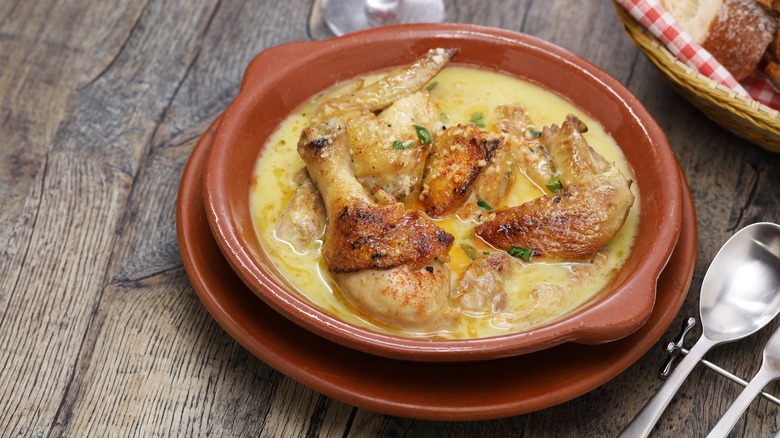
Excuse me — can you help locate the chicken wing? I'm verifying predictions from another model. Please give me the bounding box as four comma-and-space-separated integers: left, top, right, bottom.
493, 104, 553, 189
475, 114, 634, 262
310, 48, 457, 199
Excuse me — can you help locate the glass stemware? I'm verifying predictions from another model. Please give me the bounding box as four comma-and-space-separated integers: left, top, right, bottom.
309, 0, 444, 39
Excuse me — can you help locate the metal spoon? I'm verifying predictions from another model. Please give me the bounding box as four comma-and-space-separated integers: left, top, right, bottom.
707, 323, 780, 437
620, 222, 780, 438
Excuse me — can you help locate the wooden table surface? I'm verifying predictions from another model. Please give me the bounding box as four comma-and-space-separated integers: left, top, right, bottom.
2, 0, 780, 436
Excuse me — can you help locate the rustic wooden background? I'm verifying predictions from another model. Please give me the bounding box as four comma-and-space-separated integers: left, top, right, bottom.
2, 0, 779, 436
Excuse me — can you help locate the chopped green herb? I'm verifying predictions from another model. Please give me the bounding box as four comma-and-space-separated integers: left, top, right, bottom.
392, 140, 415, 150
462, 233, 474, 240
460, 243, 477, 260
440, 112, 449, 123
470, 111, 486, 128
546, 175, 562, 192
476, 199, 493, 210
426, 81, 439, 91
508, 246, 533, 261
414, 125, 432, 144
526, 127, 542, 139
482, 251, 490, 255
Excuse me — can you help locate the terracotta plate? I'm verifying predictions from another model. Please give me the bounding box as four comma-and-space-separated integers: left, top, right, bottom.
202, 24, 684, 361
177, 115, 698, 421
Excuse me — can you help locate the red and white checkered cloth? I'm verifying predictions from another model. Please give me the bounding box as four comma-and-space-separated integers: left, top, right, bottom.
616, 0, 780, 110
742, 61, 780, 109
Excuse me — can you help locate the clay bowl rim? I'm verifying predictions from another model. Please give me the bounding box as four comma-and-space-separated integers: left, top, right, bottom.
203, 23, 683, 362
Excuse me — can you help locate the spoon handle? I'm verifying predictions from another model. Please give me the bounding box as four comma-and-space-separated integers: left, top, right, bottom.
620, 336, 717, 438
706, 366, 776, 438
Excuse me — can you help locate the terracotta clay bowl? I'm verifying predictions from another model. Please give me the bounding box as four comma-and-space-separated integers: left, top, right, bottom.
203, 23, 683, 362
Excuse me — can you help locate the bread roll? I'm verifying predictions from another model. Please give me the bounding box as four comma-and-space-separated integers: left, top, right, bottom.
771, 16, 780, 60
754, 0, 780, 13
765, 59, 780, 90
662, 0, 776, 81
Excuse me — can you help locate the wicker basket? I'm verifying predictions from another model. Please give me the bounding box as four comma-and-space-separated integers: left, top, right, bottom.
613, 2, 780, 152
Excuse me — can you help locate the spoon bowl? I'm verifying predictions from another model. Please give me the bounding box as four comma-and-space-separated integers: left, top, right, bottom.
621, 222, 780, 437
701, 225, 780, 341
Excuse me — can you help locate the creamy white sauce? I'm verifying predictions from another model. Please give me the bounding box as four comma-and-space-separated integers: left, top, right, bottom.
250, 66, 640, 339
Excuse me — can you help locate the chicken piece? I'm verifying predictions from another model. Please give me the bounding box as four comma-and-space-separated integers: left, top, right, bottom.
541, 115, 599, 186
311, 48, 457, 120
274, 78, 364, 251
297, 119, 458, 331
310, 78, 365, 111
502, 250, 610, 325
475, 114, 634, 262
378, 91, 445, 143
348, 91, 444, 197
335, 260, 457, 332
419, 124, 506, 218
493, 104, 553, 189
456, 138, 514, 221
297, 119, 453, 272
310, 48, 457, 199
348, 47, 458, 111
274, 169, 326, 252
452, 252, 513, 313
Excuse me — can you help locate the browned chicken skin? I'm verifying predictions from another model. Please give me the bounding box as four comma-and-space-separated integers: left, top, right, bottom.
297, 119, 453, 272
475, 114, 634, 262
419, 124, 505, 218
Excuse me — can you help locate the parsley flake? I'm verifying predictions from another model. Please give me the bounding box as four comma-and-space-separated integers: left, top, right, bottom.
476, 199, 493, 210
460, 243, 477, 260
508, 246, 533, 261
526, 127, 542, 139
414, 125, 432, 144
470, 111, 486, 128
546, 175, 562, 192
392, 140, 415, 150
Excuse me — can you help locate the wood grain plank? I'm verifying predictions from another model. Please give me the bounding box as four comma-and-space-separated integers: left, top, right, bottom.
0, 0, 221, 435
260, 379, 353, 438
55, 269, 280, 436
0, 0, 149, 336
1, 0, 779, 436
445, 0, 533, 30
105, 0, 315, 283
150, 0, 312, 152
